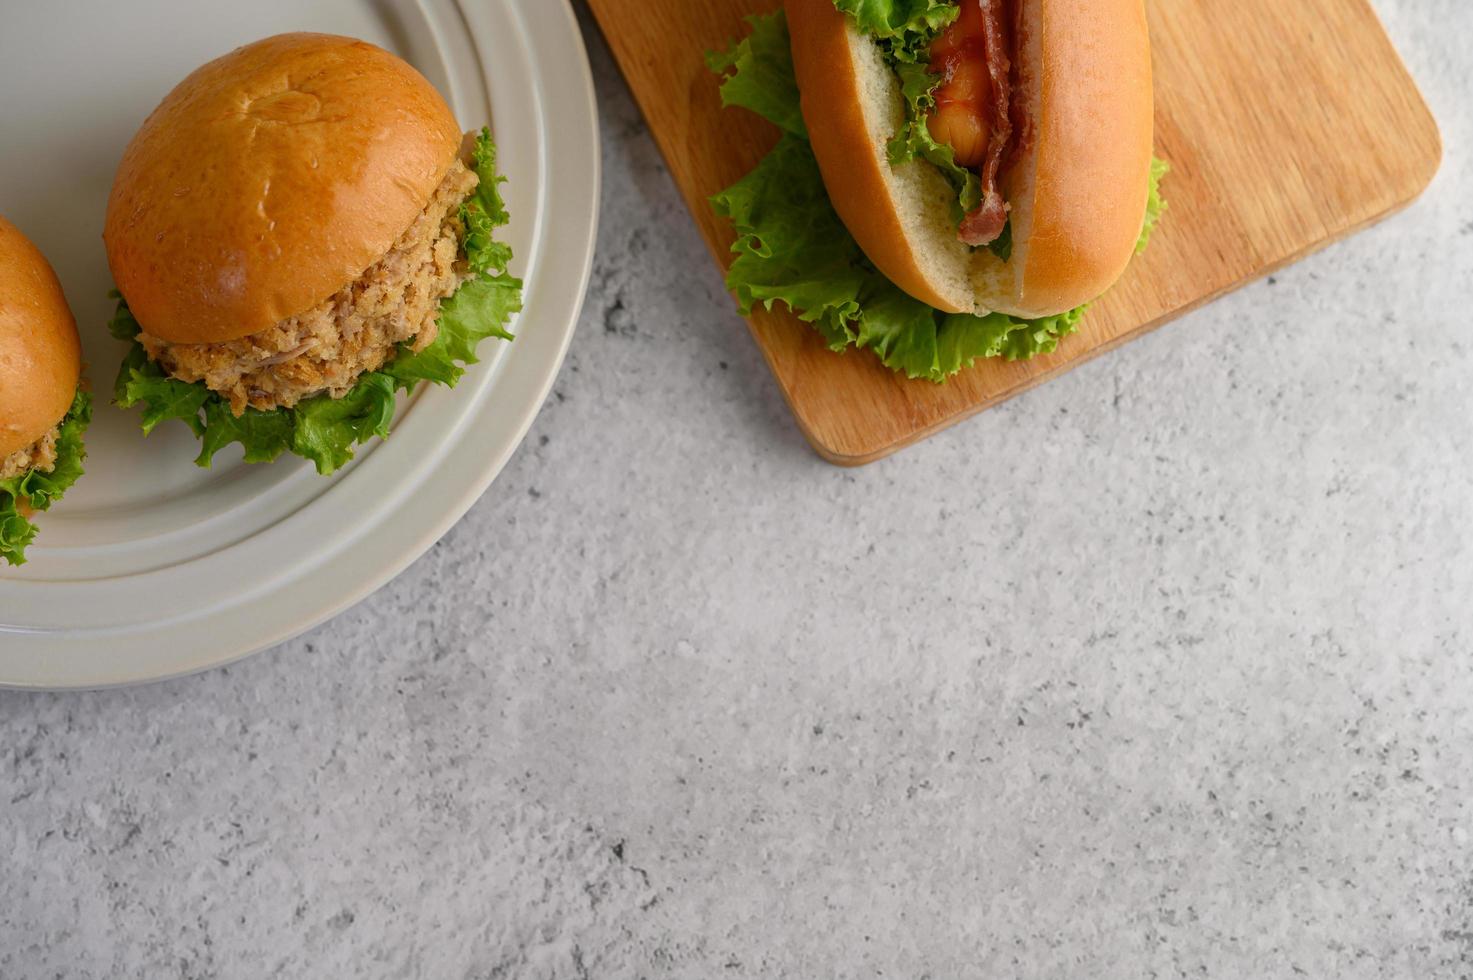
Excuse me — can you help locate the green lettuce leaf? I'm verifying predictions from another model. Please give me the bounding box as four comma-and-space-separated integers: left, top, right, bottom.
110, 129, 523, 476
1, 389, 92, 566
0, 500, 32, 567
711, 133, 866, 342
709, 10, 1101, 383
886, 60, 983, 223
384, 274, 522, 389
859, 281, 1085, 379
195, 400, 294, 467
285, 374, 396, 472
833, 0, 957, 63
707, 12, 807, 137
1138, 156, 1170, 252
461, 127, 515, 274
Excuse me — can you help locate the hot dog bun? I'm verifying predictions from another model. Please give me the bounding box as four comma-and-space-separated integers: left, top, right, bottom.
785, 0, 1154, 319
104, 33, 463, 345
0, 216, 82, 458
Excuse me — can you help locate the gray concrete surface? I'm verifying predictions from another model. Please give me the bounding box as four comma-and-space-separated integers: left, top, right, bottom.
3, 1, 1471, 976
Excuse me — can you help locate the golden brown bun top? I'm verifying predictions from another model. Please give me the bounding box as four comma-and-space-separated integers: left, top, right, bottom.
0, 216, 82, 458
104, 32, 463, 345
786, 0, 1154, 319
1013, 0, 1154, 317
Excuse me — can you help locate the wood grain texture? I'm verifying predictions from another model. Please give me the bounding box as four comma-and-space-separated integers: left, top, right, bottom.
586, 0, 1441, 465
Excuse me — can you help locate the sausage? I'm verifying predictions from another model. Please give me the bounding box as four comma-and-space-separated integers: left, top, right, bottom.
926, 0, 1015, 246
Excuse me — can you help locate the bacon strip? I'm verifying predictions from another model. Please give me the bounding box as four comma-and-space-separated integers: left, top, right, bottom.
958, 188, 1009, 246
928, 0, 1016, 247
960, 0, 1013, 246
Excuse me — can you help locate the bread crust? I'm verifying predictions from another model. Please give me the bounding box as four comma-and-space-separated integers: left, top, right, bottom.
104, 33, 463, 345
785, 0, 1153, 319
1015, 0, 1154, 316
787, 0, 962, 312
0, 216, 82, 457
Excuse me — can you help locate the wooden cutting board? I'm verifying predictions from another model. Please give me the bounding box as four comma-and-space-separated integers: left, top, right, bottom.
586, 0, 1441, 464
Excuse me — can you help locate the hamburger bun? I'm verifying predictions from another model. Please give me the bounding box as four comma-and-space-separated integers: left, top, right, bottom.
0, 216, 82, 458
785, 0, 1154, 319
104, 32, 463, 345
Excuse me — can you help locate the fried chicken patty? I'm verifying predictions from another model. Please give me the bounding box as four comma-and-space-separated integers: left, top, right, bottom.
139, 160, 480, 416
0, 425, 59, 481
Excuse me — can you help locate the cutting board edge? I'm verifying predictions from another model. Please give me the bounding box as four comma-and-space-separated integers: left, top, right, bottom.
799, 170, 1442, 466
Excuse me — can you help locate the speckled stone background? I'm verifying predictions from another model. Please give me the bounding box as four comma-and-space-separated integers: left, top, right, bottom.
3, 1, 1471, 976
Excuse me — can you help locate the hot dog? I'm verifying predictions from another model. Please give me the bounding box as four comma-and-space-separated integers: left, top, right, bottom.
708, 2, 1166, 382
786, 0, 1155, 319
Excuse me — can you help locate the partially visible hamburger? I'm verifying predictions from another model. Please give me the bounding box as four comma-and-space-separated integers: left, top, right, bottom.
0, 216, 91, 566
106, 33, 522, 474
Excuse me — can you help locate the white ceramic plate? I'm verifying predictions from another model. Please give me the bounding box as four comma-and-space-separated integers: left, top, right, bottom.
0, 0, 599, 688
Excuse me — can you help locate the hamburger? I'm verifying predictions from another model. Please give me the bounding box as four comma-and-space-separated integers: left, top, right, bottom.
105, 33, 522, 474
708, 0, 1168, 381
0, 216, 91, 566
